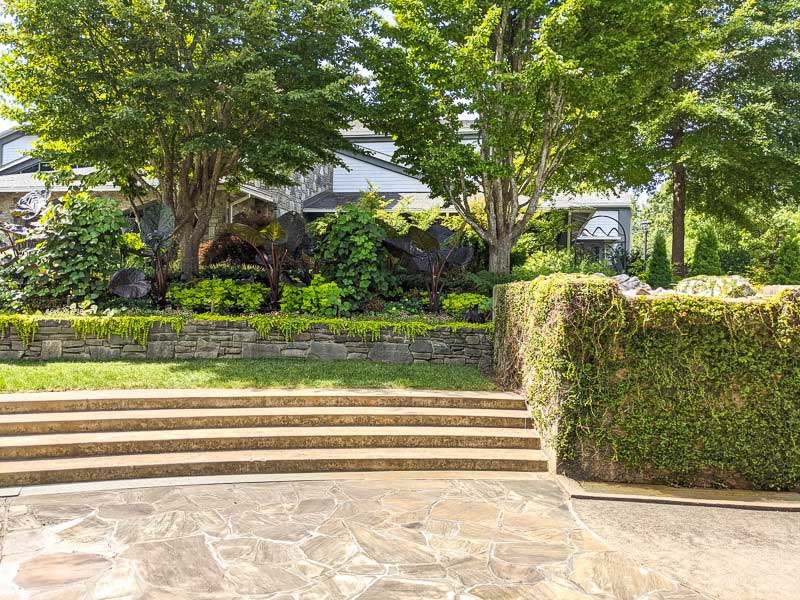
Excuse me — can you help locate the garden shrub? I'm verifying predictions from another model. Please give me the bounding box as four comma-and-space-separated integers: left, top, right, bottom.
314, 199, 396, 311
494, 274, 800, 490
280, 274, 342, 316
200, 232, 258, 266
690, 224, 723, 276
512, 249, 609, 280
167, 279, 269, 313
382, 293, 427, 317
198, 263, 265, 281
772, 236, 800, 285
644, 231, 673, 288
2, 193, 127, 305
441, 292, 491, 319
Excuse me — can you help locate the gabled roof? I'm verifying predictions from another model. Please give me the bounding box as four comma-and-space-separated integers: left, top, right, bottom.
0, 168, 118, 192
0, 156, 41, 176
304, 191, 457, 214
343, 120, 480, 143
337, 148, 422, 180
542, 190, 634, 210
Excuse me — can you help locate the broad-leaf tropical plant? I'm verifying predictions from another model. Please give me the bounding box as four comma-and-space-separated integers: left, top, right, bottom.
228, 212, 312, 309
386, 224, 474, 312
110, 202, 176, 307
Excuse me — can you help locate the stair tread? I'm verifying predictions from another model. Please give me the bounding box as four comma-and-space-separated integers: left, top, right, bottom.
0, 406, 530, 423
0, 388, 523, 403
0, 426, 540, 447
0, 447, 547, 474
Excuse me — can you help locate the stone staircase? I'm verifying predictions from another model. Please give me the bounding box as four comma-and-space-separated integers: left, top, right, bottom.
0, 389, 545, 486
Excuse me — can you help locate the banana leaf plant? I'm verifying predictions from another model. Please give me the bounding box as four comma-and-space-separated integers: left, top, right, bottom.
109, 202, 175, 307
228, 211, 312, 309
0, 190, 50, 264
386, 224, 473, 312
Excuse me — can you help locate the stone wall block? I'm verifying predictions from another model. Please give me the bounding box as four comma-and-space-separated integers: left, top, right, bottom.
242, 343, 281, 359
307, 342, 347, 361
40, 340, 63, 360
147, 341, 175, 360
194, 339, 219, 359
368, 342, 413, 364
282, 348, 308, 358
90, 346, 121, 360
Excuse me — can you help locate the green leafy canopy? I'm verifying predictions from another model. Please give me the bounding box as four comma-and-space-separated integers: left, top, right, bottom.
364, 0, 691, 272
0, 0, 372, 278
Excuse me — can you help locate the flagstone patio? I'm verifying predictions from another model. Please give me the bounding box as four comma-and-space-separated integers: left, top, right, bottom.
0, 476, 708, 599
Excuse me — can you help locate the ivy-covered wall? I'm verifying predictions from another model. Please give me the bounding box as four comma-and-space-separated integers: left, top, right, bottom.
0, 315, 493, 366
494, 274, 800, 491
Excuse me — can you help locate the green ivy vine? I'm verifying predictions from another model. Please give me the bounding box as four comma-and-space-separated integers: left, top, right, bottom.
494, 274, 800, 491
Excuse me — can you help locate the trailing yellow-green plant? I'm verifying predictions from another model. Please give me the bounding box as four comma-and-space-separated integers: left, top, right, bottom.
0, 314, 40, 346
0, 312, 492, 351
194, 314, 492, 341
494, 274, 800, 491
68, 315, 185, 347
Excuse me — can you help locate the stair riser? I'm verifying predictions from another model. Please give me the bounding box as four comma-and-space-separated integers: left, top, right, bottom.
0, 458, 549, 487
0, 397, 528, 414
0, 414, 531, 436
0, 435, 540, 460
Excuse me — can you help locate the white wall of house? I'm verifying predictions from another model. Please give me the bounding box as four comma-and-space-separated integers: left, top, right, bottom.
354, 141, 398, 162
577, 210, 623, 240
332, 153, 430, 193
1, 135, 36, 165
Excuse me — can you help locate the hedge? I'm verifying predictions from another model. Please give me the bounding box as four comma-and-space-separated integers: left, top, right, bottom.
494, 274, 800, 491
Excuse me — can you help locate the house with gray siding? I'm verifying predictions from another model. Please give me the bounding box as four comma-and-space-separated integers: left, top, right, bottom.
0, 124, 631, 258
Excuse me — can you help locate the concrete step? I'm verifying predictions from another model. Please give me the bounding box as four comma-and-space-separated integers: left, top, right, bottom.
0, 426, 541, 459
0, 406, 531, 435
0, 388, 527, 414
0, 448, 549, 486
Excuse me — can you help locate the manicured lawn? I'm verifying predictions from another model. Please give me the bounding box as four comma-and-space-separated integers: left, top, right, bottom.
0, 359, 496, 392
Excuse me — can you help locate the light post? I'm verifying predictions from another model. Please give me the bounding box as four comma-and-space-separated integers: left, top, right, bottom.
641, 219, 651, 259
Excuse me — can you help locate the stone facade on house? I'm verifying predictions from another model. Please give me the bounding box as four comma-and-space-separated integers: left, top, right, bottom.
0, 192, 19, 222
0, 319, 494, 368
242, 165, 333, 214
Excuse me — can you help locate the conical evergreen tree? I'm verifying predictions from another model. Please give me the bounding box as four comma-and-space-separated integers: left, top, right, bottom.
645, 231, 673, 288
690, 225, 723, 276
772, 236, 800, 284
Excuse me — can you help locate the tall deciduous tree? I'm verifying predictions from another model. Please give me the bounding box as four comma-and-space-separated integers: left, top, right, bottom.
1, 0, 368, 278
639, 0, 800, 276
364, 1, 690, 273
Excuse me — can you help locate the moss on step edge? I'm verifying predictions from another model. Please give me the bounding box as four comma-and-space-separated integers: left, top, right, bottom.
0, 313, 493, 348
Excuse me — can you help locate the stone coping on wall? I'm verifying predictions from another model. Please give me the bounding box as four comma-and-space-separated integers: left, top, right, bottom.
0, 318, 493, 367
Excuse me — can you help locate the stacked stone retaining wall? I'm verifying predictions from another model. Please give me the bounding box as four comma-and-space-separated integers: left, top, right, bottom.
0, 320, 493, 367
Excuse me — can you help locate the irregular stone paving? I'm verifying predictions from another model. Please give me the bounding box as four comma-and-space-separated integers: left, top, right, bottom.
0, 478, 709, 599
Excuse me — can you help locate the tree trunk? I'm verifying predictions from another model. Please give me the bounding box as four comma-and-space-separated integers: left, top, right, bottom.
179, 230, 200, 281
178, 223, 206, 280
672, 159, 687, 277
488, 239, 512, 275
